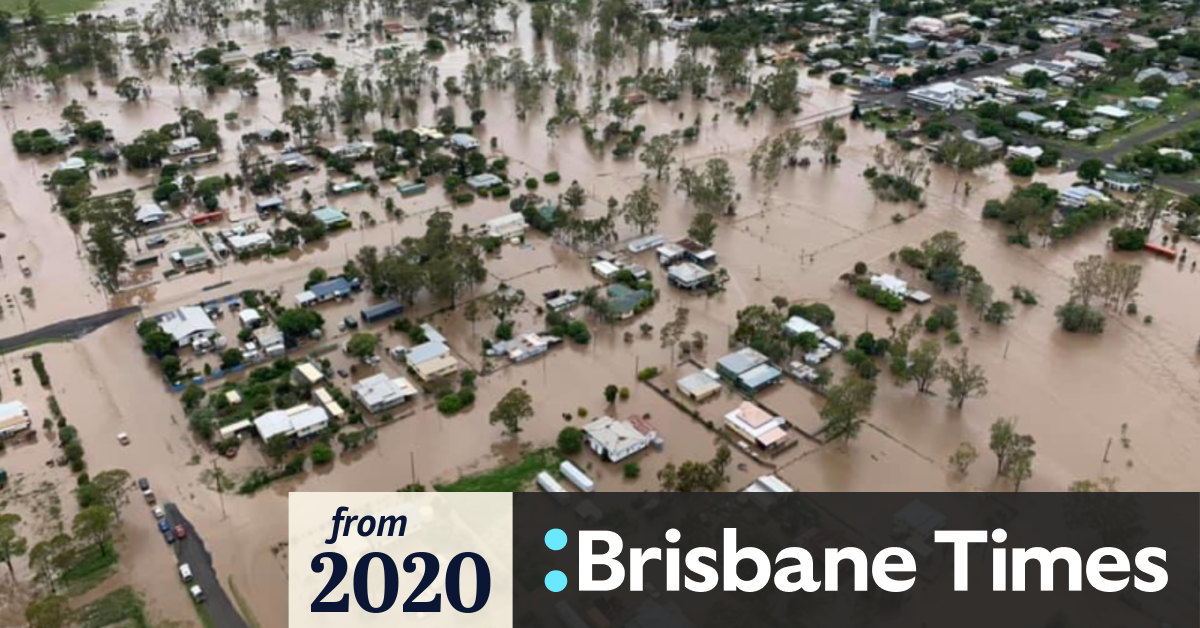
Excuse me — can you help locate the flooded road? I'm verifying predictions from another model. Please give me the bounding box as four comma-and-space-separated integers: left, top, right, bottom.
0, 1, 1198, 625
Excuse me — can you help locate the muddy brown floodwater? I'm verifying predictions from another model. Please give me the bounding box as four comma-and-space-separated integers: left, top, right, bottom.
0, 1, 1199, 626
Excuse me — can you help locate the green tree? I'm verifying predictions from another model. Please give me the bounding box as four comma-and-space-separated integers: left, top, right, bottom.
345, 333, 380, 359
72, 505, 116, 557
990, 417, 1036, 490
0, 513, 28, 579
677, 159, 736, 214
562, 181, 587, 211
621, 184, 660, 235
639, 134, 678, 179
489, 388, 534, 437
687, 212, 718, 247
905, 339, 942, 394
264, 434, 292, 464
948, 442, 979, 476
311, 443, 334, 465
820, 375, 877, 444
28, 534, 72, 592
939, 349, 988, 409
604, 384, 619, 404
1078, 159, 1104, 184
88, 221, 127, 291
84, 470, 131, 522
557, 427, 583, 455
1007, 156, 1036, 177
657, 445, 731, 492
115, 76, 146, 102
761, 62, 800, 113
276, 308, 324, 337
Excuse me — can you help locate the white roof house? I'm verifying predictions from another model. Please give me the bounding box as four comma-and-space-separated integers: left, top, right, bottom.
591, 260, 621, 280
1093, 105, 1132, 120
169, 136, 202, 155
56, 157, 88, 172
484, 213, 528, 239
352, 373, 418, 413
582, 415, 656, 463
156, 306, 216, 347
870, 274, 909, 297
238, 308, 262, 329
783, 315, 822, 338
1006, 145, 1044, 161
1060, 186, 1109, 208
227, 232, 273, 254
450, 133, 480, 151
253, 404, 329, 441
1064, 50, 1106, 67
135, 203, 168, 225
742, 474, 795, 493
676, 371, 722, 402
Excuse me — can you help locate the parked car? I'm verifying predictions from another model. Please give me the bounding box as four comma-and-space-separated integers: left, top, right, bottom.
152, 506, 165, 520
189, 584, 205, 602
163, 530, 175, 544
138, 478, 156, 504
146, 234, 168, 248
179, 563, 193, 582
341, 315, 359, 330
174, 524, 187, 540
116, 432, 130, 445
158, 518, 171, 533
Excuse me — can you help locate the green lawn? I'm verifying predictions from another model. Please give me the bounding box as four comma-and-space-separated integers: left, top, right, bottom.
60, 542, 119, 596
434, 449, 561, 492
0, 0, 103, 16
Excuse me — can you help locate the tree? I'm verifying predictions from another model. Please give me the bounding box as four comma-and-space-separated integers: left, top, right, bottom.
25, 595, 70, 628
966, 280, 994, 318
984, 301, 1013, 324
936, 134, 993, 190
687, 212, 717, 247
639, 134, 678, 179
677, 159, 736, 214
138, 321, 176, 358
115, 76, 146, 102
819, 375, 877, 444
276, 308, 324, 337
72, 505, 116, 557
88, 221, 127, 291
658, 445, 730, 492
1007, 156, 1036, 177
562, 181, 587, 211
1022, 69, 1050, 88
905, 339, 942, 393
813, 118, 847, 163
264, 434, 291, 465
28, 534, 72, 592
1138, 73, 1169, 95
61, 101, 86, 128
761, 62, 800, 113
604, 384, 619, 404
0, 513, 27, 579
311, 443, 334, 465
489, 388, 533, 437
345, 333, 380, 359
939, 349, 988, 409
948, 442, 978, 476
990, 417, 1036, 491
1078, 159, 1104, 184
749, 129, 805, 182
85, 470, 131, 521
621, 184, 660, 235
557, 427, 583, 455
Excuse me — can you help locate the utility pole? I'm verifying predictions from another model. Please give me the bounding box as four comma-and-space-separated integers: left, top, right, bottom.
211, 457, 226, 519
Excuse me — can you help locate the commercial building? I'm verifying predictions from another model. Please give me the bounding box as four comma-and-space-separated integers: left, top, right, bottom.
715, 348, 769, 382
360, 300, 404, 324
297, 277, 358, 306
724, 402, 791, 450
155, 306, 216, 347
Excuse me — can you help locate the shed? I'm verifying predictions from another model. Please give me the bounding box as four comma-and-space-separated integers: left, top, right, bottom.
485, 213, 528, 239
360, 300, 404, 324
559, 461, 595, 492
715, 347, 769, 380
737, 363, 782, 392
675, 371, 721, 402
536, 471, 567, 493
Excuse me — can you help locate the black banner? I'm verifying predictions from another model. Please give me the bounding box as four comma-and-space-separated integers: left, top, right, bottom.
513, 493, 1198, 628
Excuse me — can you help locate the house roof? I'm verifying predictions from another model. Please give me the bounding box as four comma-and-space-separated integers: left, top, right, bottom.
676, 371, 721, 398
309, 277, 353, 300
717, 348, 768, 376
738, 363, 782, 390
136, 203, 167, 222
582, 416, 653, 453
606, 284, 650, 314
295, 363, 324, 384
406, 340, 450, 367
254, 404, 329, 440
352, 373, 418, 408
157, 306, 215, 343
312, 207, 349, 226
0, 401, 28, 423
667, 262, 712, 284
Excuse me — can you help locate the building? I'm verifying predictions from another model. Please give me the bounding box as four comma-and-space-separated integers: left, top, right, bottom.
715, 348, 769, 382
591, 260, 621, 280
906, 16, 945, 33
332, 141, 374, 160
227, 233, 272, 254
238, 308, 262, 329
604, 284, 651, 320
870, 273, 909, 297
56, 157, 88, 172
255, 197, 285, 213
484, 213, 528, 239
135, 203, 168, 225
465, 173, 503, 191
174, 246, 211, 270
1132, 96, 1162, 111
724, 402, 790, 450
156, 306, 216, 347
1015, 111, 1046, 126
360, 300, 404, 324
906, 81, 978, 110
677, 239, 716, 266
666, 262, 713, 290
627, 234, 665, 253
1103, 171, 1141, 193
1006, 145, 1044, 161
675, 371, 722, 402
312, 387, 345, 420
406, 336, 458, 381
297, 277, 357, 306
351, 373, 419, 412
1060, 186, 1109, 209
1064, 50, 1106, 67
329, 181, 365, 196
1126, 33, 1158, 51
312, 207, 350, 229
1093, 105, 1132, 121
582, 415, 656, 463
293, 362, 325, 387
253, 404, 329, 442
742, 474, 795, 493
500, 333, 551, 362
449, 133, 480, 151
253, 325, 286, 356
559, 461, 595, 492
276, 151, 313, 171
0, 401, 31, 439
736, 363, 783, 392
168, 136, 202, 156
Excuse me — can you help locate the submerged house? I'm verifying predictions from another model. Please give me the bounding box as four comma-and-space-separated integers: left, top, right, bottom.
582, 415, 657, 463
724, 402, 792, 451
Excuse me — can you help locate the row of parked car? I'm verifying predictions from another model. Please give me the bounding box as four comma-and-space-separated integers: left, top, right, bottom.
141, 477, 205, 603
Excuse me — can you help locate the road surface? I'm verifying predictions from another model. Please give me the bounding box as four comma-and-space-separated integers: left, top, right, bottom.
164, 503, 249, 628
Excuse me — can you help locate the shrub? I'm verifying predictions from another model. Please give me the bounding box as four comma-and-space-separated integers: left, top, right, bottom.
623, 462, 641, 479
311, 443, 334, 465
453, 192, 475, 205
557, 427, 583, 455
438, 394, 465, 414
1109, 226, 1148, 251
1007, 157, 1036, 177
543, 172, 561, 184
30, 352, 50, 387
1055, 300, 1106, 334
495, 320, 515, 341
637, 366, 660, 381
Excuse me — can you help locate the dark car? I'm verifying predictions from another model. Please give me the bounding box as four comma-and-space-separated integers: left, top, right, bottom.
137, 477, 150, 491
158, 518, 171, 533
174, 524, 187, 540
163, 530, 175, 544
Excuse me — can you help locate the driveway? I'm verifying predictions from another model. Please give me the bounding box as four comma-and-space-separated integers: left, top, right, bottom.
164, 503, 249, 628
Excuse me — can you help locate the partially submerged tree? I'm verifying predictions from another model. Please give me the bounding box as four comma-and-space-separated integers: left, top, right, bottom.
621, 184, 660, 235
819, 375, 877, 444
939, 349, 988, 409
490, 388, 534, 437
658, 445, 731, 492
677, 158, 737, 214
989, 417, 1036, 491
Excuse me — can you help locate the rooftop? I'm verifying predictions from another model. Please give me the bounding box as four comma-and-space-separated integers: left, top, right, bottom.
717, 347, 769, 376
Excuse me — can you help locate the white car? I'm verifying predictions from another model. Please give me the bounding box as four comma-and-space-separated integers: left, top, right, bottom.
179, 563, 193, 582
189, 584, 205, 602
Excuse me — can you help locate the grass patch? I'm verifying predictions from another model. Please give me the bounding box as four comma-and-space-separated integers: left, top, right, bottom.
60, 542, 119, 595
434, 449, 560, 492
229, 576, 261, 628
0, 0, 101, 15
75, 586, 148, 628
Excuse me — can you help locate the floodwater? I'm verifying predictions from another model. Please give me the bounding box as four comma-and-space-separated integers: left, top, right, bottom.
0, 1, 1199, 625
